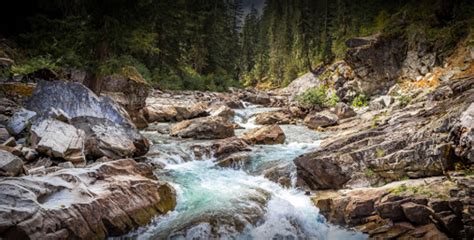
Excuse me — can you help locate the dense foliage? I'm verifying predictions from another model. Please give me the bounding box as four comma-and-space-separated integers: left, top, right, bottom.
240, 0, 474, 88
1, 0, 473, 91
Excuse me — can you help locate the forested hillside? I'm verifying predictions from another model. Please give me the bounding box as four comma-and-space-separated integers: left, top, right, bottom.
1, 0, 473, 91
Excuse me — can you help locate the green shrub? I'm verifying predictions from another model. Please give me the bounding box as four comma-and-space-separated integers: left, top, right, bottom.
397, 94, 412, 108
351, 94, 369, 107
296, 85, 339, 108
11, 55, 60, 76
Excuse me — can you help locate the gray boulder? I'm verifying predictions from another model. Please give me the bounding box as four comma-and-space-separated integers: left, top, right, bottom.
25, 81, 149, 160
369, 96, 394, 110
71, 116, 149, 159
0, 149, 24, 177
7, 109, 36, 136
26, 80, 132, 127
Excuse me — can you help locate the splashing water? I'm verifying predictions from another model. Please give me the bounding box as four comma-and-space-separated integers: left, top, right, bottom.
122, 104, 367, 239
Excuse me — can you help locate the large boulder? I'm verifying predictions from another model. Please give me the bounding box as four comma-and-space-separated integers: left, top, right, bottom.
144, 103, 208, 123
208, 105, 235, 121
281, 71, 321, 97
71, 116, 149, 159
30, 118, 86, 166
25, 81, 149, 160
242, 125, 286, 145
170, 116, 234, 139
0, 159, 176, 239
304, 111, 338, 129
26, 80, 132, 127
0, 149, 24, 177
101, 68, 150, 129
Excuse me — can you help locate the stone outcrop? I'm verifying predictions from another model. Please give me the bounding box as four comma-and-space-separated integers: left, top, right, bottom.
242, 125, 286, 145
170, 116, 234, 139
25, 81, 149, 161
312, 176, 474, 239
295, 76, 474, 190
345, 34, 407, 96
0, 159, 176, 239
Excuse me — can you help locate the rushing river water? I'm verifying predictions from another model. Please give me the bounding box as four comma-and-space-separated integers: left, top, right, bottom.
124, 103, 367, 239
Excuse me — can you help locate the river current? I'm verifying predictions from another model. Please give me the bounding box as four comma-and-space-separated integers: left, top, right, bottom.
123, 103, 366, 239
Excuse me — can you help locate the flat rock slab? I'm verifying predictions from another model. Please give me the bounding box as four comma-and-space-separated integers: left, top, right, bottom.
0, 159, 176, 239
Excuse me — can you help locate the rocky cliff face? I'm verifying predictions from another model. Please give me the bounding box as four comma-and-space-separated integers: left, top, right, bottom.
295, 76, 473, 190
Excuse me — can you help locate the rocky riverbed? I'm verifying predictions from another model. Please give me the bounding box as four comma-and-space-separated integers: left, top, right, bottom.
0, 31, 473, 240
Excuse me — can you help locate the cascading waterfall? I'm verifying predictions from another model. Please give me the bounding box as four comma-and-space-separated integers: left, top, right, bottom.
123, 102, 367, 239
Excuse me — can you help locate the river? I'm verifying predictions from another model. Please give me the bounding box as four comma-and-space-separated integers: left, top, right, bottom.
123, 103, 366, 239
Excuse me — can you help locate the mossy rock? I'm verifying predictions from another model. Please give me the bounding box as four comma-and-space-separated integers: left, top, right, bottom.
0, 82, 35, 98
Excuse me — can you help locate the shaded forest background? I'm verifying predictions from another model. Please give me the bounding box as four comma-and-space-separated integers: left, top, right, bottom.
1, 0, 473, 91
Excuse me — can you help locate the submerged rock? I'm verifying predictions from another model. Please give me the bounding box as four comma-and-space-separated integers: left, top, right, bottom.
242, 125, 286, 145
0, 159, 176, 239
170, 116, 234, 139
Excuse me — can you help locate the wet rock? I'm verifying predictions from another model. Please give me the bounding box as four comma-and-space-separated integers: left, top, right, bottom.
295, 153, 350, 189
241, 93, 272, 106
0, 159, 176, 239
262, 163, 294, 188
255, 111, 291, 125
242, 125, 286, 145
57, 161, 75, 169
303, 111, 338, 129
210, 137, 250, 158
71, 116, 149, 159
144, 103, 209, 123
170, 116, 234, 139
0, 149, 24, 176
215, 152, 251, 169
7, 109, 36, 136
208, 105, 235, 121
334, 102, 356, 119
30, 118, 86, 166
